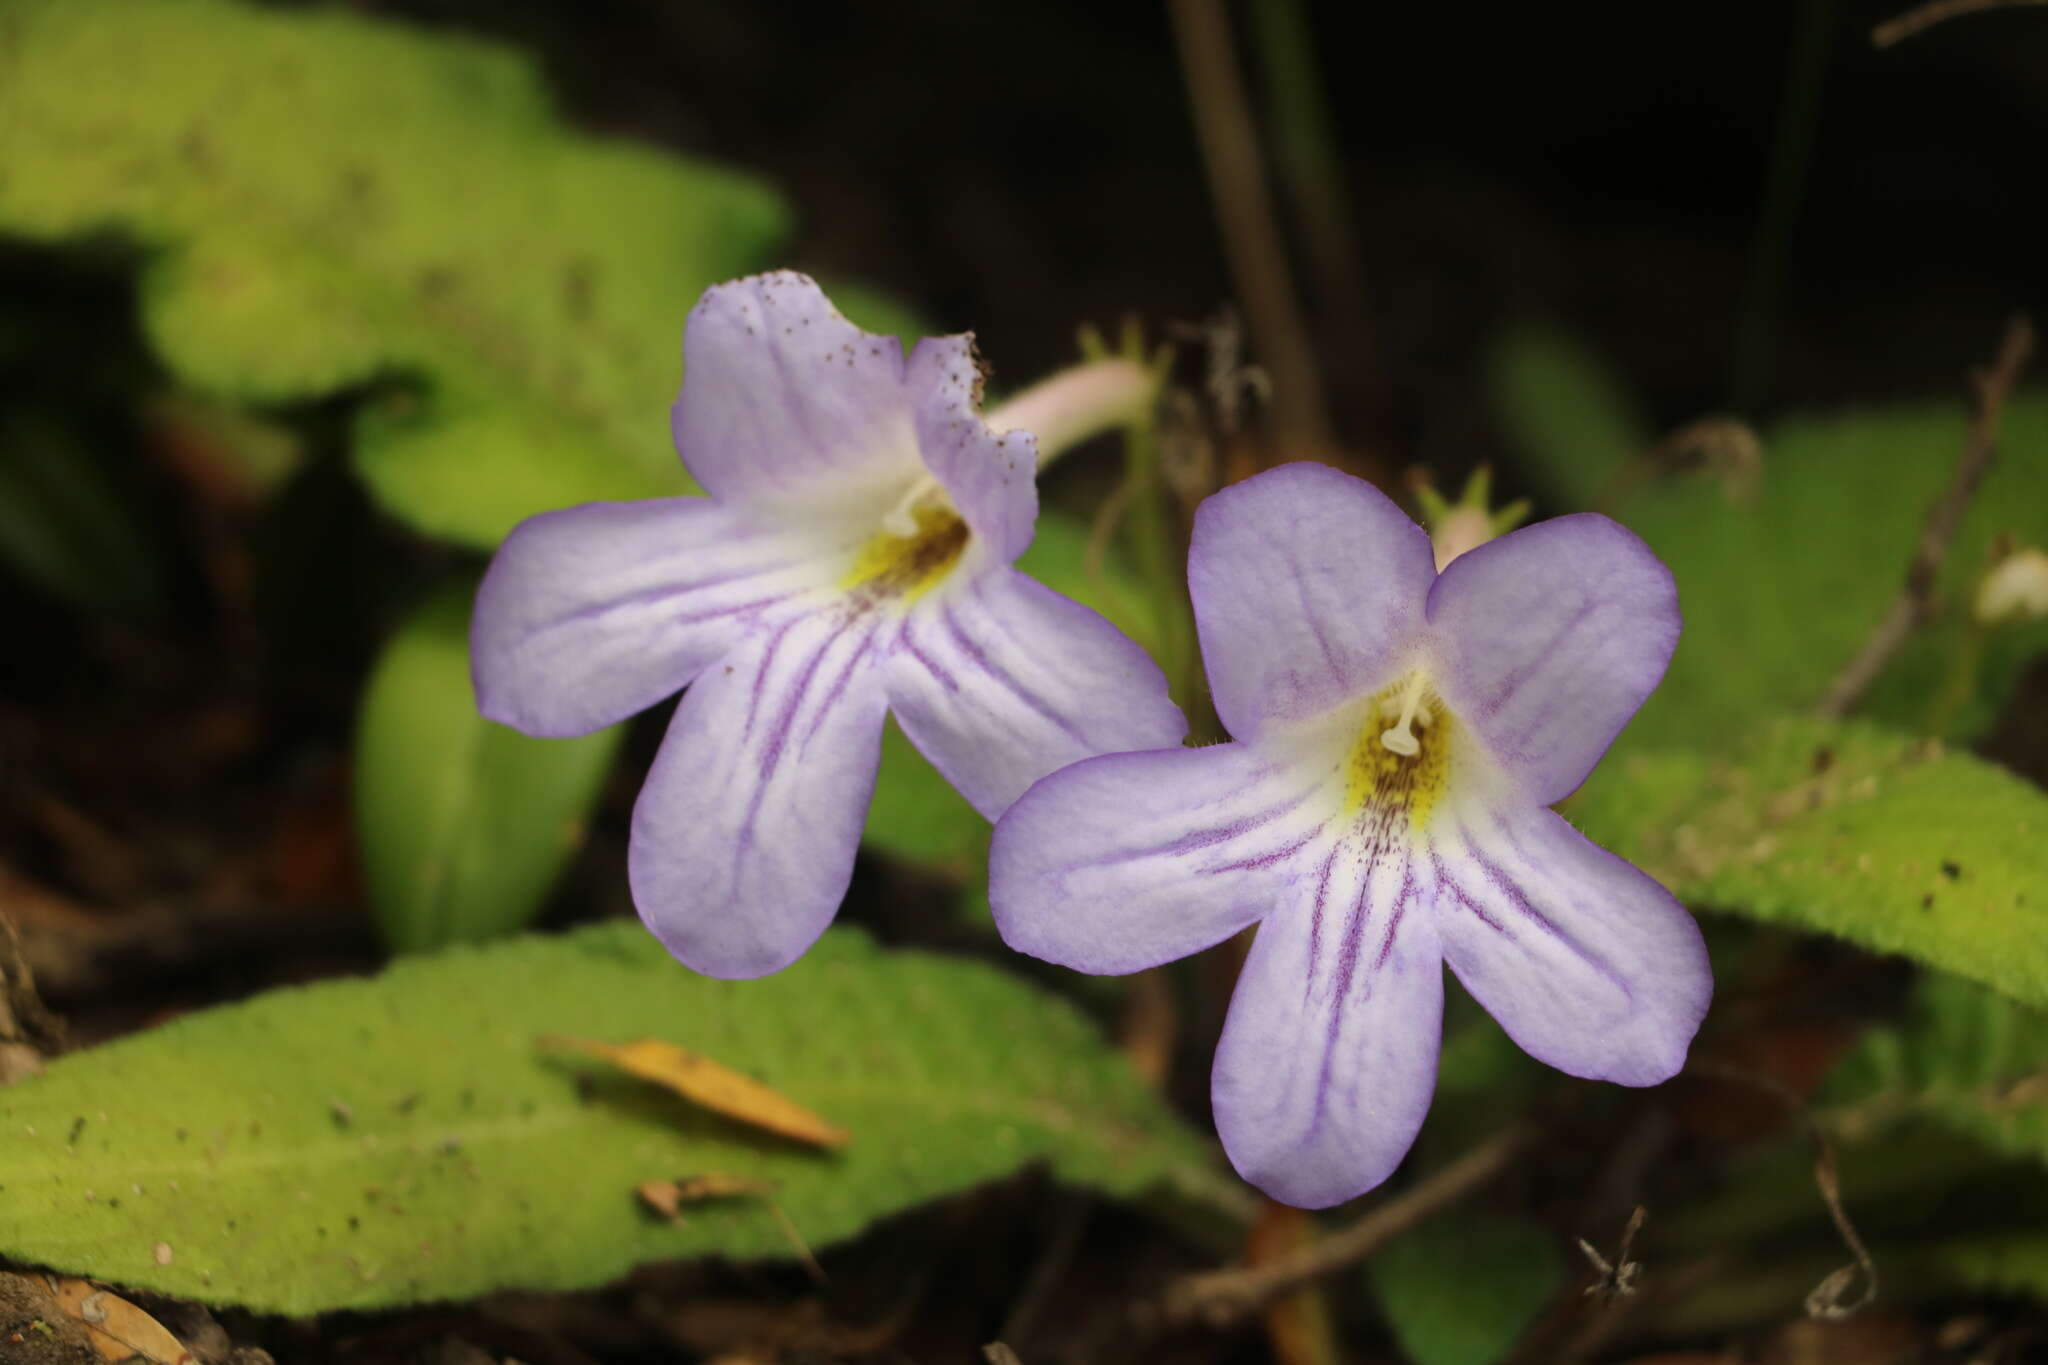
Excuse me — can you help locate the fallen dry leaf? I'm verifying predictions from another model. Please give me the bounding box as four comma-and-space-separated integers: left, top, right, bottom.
637, 1172, 782, 1222
540, 1036, 849, 1147
48, 1277, 194, 1364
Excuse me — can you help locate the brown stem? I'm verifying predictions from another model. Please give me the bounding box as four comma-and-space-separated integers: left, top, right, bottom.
1813, 314, 2033, 720
1872, 0, 2048, 48
1167, 0, 1336, 455
1140, 1124, 1532, 1331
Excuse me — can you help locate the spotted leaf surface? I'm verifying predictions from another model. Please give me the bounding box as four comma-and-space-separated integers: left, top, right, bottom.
0, 924, 1220, 1313
1572, 716, 2048, 1006
0, 0, 787, 547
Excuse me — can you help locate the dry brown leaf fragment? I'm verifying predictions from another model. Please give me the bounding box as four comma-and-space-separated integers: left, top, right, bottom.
539, 1036, 848, 1147
48, 1277, 194, 1364
636, 1173, 781, 1224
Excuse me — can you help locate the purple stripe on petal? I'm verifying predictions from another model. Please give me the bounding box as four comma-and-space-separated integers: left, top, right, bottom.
884, 567, 1183, 821
1210, 853, 1444, 1209
1187, 463, 1435, 740
938, 597, 1091, 749
629, 611, 889, 980
1201, 822, 1329, 876
990, 739, 1321, 976
472, 498, 831, 739
1435, 795, 1710, 1088
1426, 514, 1680, 804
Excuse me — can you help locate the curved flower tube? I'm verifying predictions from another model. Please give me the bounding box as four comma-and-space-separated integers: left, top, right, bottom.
472, 272, 1185, 979
989, 462, 1710, 1208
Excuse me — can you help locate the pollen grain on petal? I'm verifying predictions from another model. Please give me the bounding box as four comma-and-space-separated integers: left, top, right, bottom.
841, 503, 970, 605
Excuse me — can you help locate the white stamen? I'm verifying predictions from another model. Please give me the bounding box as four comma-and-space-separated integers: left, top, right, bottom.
880, 476, 942, 538
1379, 675, 1430, 757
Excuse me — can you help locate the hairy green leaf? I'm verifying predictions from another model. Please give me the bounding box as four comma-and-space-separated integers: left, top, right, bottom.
1489, 327, 2048, 745
1824, 971, 2048, 1162
0, 923, 1222, 1313
1572, 716, 2048, 1006
0, 0, 787, 547
355, 583, 621, 951
1368, 1215, 1563, 1365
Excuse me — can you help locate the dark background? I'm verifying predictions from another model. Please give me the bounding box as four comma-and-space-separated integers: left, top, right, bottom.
354, 0, 2046, 470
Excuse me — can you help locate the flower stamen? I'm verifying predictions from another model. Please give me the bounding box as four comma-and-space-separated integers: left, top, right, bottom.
1379, 673, 1432, 756
880, 475, 946, 538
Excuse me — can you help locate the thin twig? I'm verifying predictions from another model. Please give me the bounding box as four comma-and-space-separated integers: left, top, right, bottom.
1140, 1125, 1532, 1331
1873, 0, 2048, 47
1814, 315, 2034, 719
1687, 1060, 1877, 1318
1167, 0, 1336, 454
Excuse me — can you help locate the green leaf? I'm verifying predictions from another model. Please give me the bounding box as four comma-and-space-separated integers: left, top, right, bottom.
0, 922, 1221, 1313
865, 718, 986, 875
355, 582, 621, 951
0, 0, 789, 548
1824, 971, 2048, 1163
860, 512, 1159, 874
1488, 327, 2048, 745
1921, 1230, 2048, 1299
1485, 324, 1649, 509
1368, 1215, 1563, 1365
1572, 716, 2048, 1006
1632, 398, 2048, 747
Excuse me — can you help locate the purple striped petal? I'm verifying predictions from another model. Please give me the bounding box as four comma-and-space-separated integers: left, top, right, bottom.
1431, 797, 1709, 1086
905, 336, 1038, 563
1426, 514, 1678, 804
1212, 845, 1443, 1208
887, 568, 1185, 821
989, 738, 1327, 974
672, 272, 924, 520
1189, 463, 1437, 739
628, 609, 889, 978
472, 498, 826, 738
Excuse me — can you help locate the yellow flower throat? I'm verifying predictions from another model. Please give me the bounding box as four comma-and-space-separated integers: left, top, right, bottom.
1343, 675, 1452, 832
842, 504, 969, 604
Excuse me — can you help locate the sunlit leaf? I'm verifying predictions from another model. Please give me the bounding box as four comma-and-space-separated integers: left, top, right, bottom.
1572, 716, 2048, 1006
0, 0, 788, 548
354, 582, 621, 951
0, 922, 1223, 1313
1367, 1215, 1563, 1365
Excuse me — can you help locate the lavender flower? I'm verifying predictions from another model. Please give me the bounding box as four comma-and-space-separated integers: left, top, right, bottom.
472, 272, 1184, 978
989, 462, 1710, 1208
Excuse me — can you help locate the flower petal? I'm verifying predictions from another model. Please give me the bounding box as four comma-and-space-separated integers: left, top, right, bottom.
628, 609, 889, 978
888, 567, 1186, 821
1426, 514, 1679, 803
1212, 845, 1443, 1208
1431, 797, 1710, 1086
1189, 462, 1437, 739
472, 498, 825, 738
672, 271, 923, 519
989, 738, 1328, 974
905, 335, 1037, 562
